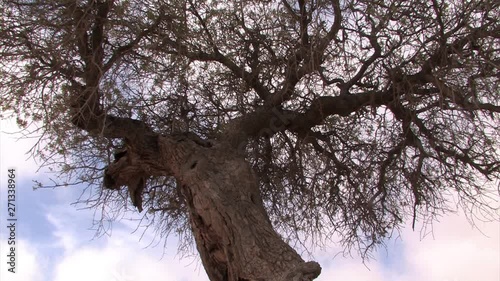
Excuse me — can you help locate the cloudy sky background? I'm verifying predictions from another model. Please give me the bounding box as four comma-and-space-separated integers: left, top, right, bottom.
1, 118, 498, 281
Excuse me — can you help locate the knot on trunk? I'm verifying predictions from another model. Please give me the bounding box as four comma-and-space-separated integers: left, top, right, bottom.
103, 148, 147, 212
284, 261, 322, 281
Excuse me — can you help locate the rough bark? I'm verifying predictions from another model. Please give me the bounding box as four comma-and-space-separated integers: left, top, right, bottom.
158, 136, 321, 281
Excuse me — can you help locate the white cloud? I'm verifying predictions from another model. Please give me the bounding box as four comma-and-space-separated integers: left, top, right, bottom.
318, 258, 385, 281
0, 239, 44, 281
399, 213, 500, 281
46, 213, 79, 253
314, 211, 499, 281
43, 203, 208, 281
51, 230, 209, 281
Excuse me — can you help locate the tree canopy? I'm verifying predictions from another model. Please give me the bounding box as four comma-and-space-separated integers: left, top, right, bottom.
1, 0, 499, 280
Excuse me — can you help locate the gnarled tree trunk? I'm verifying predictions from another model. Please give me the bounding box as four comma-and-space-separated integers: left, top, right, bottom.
158, 135, 321, 281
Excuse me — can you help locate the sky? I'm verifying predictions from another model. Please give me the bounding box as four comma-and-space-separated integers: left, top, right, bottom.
0, 118, 499, 281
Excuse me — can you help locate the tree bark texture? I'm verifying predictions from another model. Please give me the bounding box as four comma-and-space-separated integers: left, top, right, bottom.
158, 136, 321, 281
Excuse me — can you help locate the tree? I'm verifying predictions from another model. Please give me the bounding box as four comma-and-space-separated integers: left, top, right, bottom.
1, 0, 499, 280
